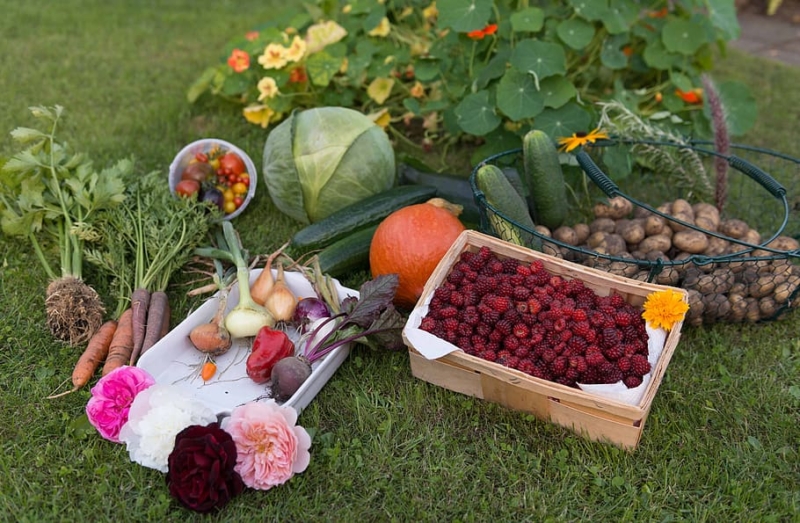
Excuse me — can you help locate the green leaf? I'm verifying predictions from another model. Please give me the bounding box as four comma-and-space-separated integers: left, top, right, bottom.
510, 40, 566, 83
403, 98, 421, 115
705, 80, 757, 137
706, 0, 740, 40
662, 19, 706, 55
569, 0, 609, 21
220, 73, 251, 97
306, 51, 342, 87
474, 48, 510, 90
540, 76, 576, 109
600, 33, 629, 69
9, 127, 46, 144
454, 90, 501, 136
670, 71, 694, 92
362, 4, 387, 33
603, 0, 637, 35
3, 150, 43, 173
642, 39, 680, 69
557, 18, 595, 50
186, 66, 219, 103
532, 103, 592, 139
414, 60, 441, 82
510, 7, 545, 33
496, 68, 544, 121
436, 0, 493, 32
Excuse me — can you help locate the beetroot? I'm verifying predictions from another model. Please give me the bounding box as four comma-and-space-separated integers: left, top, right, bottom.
270, 356, 313, 401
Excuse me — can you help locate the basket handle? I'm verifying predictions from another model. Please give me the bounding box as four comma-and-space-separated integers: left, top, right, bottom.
575, 151, 619, 198
728, 155, 786, 198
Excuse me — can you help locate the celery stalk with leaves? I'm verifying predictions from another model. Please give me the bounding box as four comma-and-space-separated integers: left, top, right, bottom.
0, 105, 129, 346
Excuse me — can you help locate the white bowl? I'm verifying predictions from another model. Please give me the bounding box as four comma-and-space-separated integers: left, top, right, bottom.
168, 138, 257, 220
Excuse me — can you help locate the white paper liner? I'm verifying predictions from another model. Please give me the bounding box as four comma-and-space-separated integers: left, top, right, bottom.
403, 291, 669, 406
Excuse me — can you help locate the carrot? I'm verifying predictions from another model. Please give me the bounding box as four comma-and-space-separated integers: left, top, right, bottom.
130, 287, 151, 365
102, 308, 134, 376
158, 297, 171, 339
201, 359, 217, 381
47, 319, 118, 399
134, 290, 169, 363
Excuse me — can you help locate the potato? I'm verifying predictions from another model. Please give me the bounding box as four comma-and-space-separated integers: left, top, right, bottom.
727, 293, 748, 322
759, 296, 778, 319
552, 226, 579, 246
742, 228, 761, 246
633, 206, 653, 219
644, 215, 666, 236
766, 235, 800, 253
655, 266, 680, 286
597, 233, 627, 255
719, 219, 749, 239
615, 219, 646, 245
534, 225, 551, 237
704, 236, 729, 257
593, 196, 633, 220
668, 212, 695, 233
638, 234, 672, 254
670, 198, 694, 218
681, 266, 703, 289
589, 217, 616, 234
694, 214, 718, 232
542, 241, 562, 258
748, 274, 776, 298
685, 289, 705, 326
573, 223, 590, 245
692, 202, 719, 222
702, 293, 731, 321
672, 230, 709, 254
745, 297, 761, 323
604, 253, 640, 278
692, 269, 735, 295
773, 281, 796, 304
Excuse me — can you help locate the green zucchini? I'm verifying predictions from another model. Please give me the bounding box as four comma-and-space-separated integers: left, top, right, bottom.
291, 184, 437, 252
522, 130, 568, 229
315, 224, 378, 277
474, 164, 539, 249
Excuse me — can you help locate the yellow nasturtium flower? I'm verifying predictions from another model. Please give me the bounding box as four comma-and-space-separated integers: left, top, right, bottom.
285, 36, 306, 63
305, 20, 348, 54
257, 77, 280, 101
423, 2, 438, 20
243, 105, 276, 128
368, 17, 391, 37
409, 81, 425, 99
258, 43, 288, 70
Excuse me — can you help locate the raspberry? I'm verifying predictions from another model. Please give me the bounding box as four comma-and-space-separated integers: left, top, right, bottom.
512, 323, 529, 339
553, 317, 567, 332
480, 349, 498, 362
551, 356, 568, 377
585, 350, 606, 368
474, 275, 496, 296
503, 335, 520, 352
569, 355, 588, 374
529, 260, 545, 274
598, 362, 623, 384
601, 327, 622, 348
493, 295, 512, 313
480, 309, 501, 325
449, 291, 466, 308
623, 375, 643, 388
515, 264, 532, 277
497, 280, 514, 297
617, 356, 632, 373
460, 306, 481, 326
501, 258, 520, 273
609, 293, 626, 309
488, 329, 503, 343
435, 305, 459, 320
456, 322, 473, 337
589, 311, 606, 327
446, 269, 465, 285
603, 345, 624, 361
517, 359, 535, 375
419, 317, 438, 332
512, 286, 531, 301
630, 354, 651, 376
571, 309, 588, 322
485, 259, 504, 275
513, 346, 531, 359
526, 298, 543, 315
541, 348, 557, 363
475, 322, 491, 337
494, 319, 513, 336
565, 367, 581, 382
572, 320, 592, 339
613, 309, 636, 327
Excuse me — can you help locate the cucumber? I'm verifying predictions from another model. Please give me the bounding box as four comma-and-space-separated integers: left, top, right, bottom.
291, 184, 437, 252
522, 130, 568, 229
474, 164, 539, 249
315, 224, 378, 277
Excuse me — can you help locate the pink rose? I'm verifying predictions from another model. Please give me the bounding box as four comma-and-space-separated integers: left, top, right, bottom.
222, 401, 311, 490
86, 366, 156, 443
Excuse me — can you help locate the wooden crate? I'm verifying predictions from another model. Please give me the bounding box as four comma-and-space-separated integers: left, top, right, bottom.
403, 230, 687, 450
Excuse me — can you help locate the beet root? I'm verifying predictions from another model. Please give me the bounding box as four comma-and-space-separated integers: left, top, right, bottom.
270, 356, 312, 401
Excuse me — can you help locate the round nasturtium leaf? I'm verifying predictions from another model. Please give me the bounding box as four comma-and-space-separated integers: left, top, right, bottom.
510, 7, 545, 33
532, 103, 592, 141
496, 68, 545, 121
603, 0, 638, 35
436, 0, 493, 32
643, 39, 680, 69
510, 40, 566, 83
662, 19, 706, 55
704, 80, 757, 137
600, 33, 629, 69
557, 18, 595, 50
540, 76, 576, 109
569, 0, 609, 21
454, 90, 501, 136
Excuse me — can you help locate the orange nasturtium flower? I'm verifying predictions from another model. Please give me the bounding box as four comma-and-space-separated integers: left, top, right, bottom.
288, 67, 307, 83
648, 7, 669, 18
642, 289, 689, 331
245, 31, 259, 41
227, 49, 250, 73
557, 128, 609, 152
467, 23, 497, 40
675, 88, 703, 104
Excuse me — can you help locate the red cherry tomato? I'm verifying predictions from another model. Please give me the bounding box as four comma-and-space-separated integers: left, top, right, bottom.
219, 152, 246, 176
194, 152, 209, 163
175, 179, 200, 198
234, 196, 244, 207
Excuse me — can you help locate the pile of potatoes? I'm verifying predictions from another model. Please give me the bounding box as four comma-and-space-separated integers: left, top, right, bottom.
534, 196, 800, 325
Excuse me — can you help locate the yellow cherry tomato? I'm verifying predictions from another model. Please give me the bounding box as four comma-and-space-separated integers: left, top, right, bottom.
223, 200, 237, 214
232, 182, 248, 195
223, 189, 235, 202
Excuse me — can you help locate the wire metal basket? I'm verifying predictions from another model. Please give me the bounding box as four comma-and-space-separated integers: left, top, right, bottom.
470, 138, 800, 324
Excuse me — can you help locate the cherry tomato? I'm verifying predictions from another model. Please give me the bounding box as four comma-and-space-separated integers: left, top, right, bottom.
223, 200, 237, 214
232, 182, 248, 195
194, 152, 209, 163
234, 196, 244, 207
223, 188, 235, 202
175, 179, 200, 198
219, 152, 246, 176
239, 174, 250, 187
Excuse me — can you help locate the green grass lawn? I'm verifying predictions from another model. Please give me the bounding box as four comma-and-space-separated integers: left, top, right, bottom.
1, 2, 799, 521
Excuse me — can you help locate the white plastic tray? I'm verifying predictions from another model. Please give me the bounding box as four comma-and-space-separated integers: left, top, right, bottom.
137, 269, 357, 416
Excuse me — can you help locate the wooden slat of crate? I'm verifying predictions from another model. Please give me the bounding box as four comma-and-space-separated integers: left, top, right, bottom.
404, 230, 687, 450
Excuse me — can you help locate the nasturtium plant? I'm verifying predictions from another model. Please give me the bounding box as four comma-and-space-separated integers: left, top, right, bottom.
189, 0, 753, 161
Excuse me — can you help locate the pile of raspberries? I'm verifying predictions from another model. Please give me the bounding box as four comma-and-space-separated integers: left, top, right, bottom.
419, 246, 652, 389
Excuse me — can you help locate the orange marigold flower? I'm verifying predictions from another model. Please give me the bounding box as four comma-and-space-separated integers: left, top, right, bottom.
676, 88, 703, 104
557, 128, 609, 152
227, 49, 250, 73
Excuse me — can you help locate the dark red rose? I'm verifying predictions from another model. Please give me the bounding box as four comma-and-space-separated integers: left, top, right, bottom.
166, 422, 244, 513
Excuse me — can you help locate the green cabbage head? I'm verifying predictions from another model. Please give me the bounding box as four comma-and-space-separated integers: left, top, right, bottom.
262, 107, 396, 224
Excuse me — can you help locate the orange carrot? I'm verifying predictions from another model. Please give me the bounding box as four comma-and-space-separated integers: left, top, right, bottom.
47, 319, 118, 399
135, 290, 169, 363
201, 359, 217, 382
130, 287, 151, 364
102, 308, 134, 376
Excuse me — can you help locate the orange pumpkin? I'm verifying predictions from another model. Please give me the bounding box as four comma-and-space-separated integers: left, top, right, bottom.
369, 198, 466, 309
